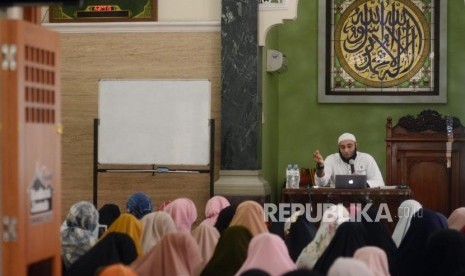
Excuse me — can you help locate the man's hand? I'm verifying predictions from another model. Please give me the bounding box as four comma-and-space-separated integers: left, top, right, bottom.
313, 150, 324, 165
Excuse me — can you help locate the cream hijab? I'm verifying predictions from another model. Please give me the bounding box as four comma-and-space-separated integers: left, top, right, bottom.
391, 199, 422, 247
229, 200, 268, 237
140, 211, 177, 254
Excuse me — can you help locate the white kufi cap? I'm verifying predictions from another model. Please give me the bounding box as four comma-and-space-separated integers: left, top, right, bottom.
338, 133, 356, 144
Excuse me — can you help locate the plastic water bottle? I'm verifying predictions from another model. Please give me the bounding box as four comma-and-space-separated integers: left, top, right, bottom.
286, 164, 293, 188
292, 164, 300, 188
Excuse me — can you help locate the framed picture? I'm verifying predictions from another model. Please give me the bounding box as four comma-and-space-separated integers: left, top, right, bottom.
49, 0, 157, 22
317, 0, 447, 103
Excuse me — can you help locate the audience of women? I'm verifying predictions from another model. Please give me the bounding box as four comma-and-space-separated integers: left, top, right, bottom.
61, 201, 99, 269
61, 196, 465, 276
140, 211, 177, 254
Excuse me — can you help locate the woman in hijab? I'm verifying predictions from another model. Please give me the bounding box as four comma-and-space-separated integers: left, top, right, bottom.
285, 212, 318, 262
201, 195, 230, 226
61, 201, 99, 269
235, 232, 297, 276
126, 192, 153, 220
423, 229, 465, 276
392, 208, 448, 276
229, 200, 268, 237
360, 208, 396, 273
327, 257, 374, 276
448, 207, 465, 231
296, 204, 350, 269
140, 211, 177, 254
191, 223, 220, 264
98, 203, 121, 238
201, 226, 253, 276
163, 197, 198, 232
353, 246, 390, 276
313, 222, 368, 275
214, 204, 237, 234
101, 213, 143, 257
131, 232, 203, 276
66, 232, 138, 276
391, 199, 422, 247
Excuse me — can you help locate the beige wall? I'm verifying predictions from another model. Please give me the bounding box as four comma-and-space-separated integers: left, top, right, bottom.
60, 31, 221, 221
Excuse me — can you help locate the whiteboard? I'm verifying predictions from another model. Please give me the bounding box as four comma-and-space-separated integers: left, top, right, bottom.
98, 79, 211, 165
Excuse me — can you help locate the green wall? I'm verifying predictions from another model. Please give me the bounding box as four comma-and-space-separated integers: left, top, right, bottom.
262, 0, 465, 203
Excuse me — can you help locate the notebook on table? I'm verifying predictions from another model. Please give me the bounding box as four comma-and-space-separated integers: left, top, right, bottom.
334, 174, 367, 189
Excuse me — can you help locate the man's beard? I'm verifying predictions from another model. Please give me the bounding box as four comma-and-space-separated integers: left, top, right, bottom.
339, 148, 357, 164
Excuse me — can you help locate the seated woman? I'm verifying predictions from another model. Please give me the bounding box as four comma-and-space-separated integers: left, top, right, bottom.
61, 201, 99, 269
65, 232, 138, 276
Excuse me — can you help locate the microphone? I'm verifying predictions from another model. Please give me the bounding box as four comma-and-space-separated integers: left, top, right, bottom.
349, 159, 355, 175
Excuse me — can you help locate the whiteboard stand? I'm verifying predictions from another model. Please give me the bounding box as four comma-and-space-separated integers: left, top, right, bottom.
92, 118, 215, 207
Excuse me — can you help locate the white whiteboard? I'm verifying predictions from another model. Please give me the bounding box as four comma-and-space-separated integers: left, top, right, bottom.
98, 79, 211, 165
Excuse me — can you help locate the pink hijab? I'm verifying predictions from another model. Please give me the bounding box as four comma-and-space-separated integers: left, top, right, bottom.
328, 257, 374, 276
354, 246, 390, 276
201, 196, 230, 226
448, 207, 465, 231
191, 223, 220, 263
235, 232, 296, 276
131, 232, 203, 276
229, 200, 268, 236
163, 198, 198, 232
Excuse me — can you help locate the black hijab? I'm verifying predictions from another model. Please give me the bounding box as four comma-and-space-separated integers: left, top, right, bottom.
65, 232, 137, 276
392, 208, 448, 276
423, 229, 465, 276
313, 222, 367, 275
214, 204, 237, 234
285, 213, 318, 261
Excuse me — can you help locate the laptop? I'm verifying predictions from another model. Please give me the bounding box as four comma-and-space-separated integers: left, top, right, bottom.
334, 174, 367, 189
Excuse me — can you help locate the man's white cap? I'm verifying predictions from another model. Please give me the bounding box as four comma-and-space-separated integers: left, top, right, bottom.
338, 133, 356, 144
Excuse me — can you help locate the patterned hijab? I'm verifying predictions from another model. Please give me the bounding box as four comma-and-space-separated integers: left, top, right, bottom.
61, 201, 99, 268
201, 226, 253, 276
296, 204, 350, 269
140, 211, 177, 254
101, 213, 143, 256
163, 197, 198, 232
229, 200, 268, 237
201, 195, 230, 226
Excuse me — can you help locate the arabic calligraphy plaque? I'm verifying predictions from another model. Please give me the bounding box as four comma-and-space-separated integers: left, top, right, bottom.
318, 0, 446, 103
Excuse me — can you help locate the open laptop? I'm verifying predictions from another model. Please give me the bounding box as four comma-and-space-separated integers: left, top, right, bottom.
334, 174, 367, 189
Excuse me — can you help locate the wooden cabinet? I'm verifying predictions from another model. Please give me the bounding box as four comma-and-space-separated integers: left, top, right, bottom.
386, 110, 465, 216
0, 19, 61, 276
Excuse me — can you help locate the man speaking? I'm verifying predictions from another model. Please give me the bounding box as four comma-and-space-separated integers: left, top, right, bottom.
313, 133, 385, 188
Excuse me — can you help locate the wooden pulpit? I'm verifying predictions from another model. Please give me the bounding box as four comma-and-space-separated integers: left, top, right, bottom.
386, 110, 465, 216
